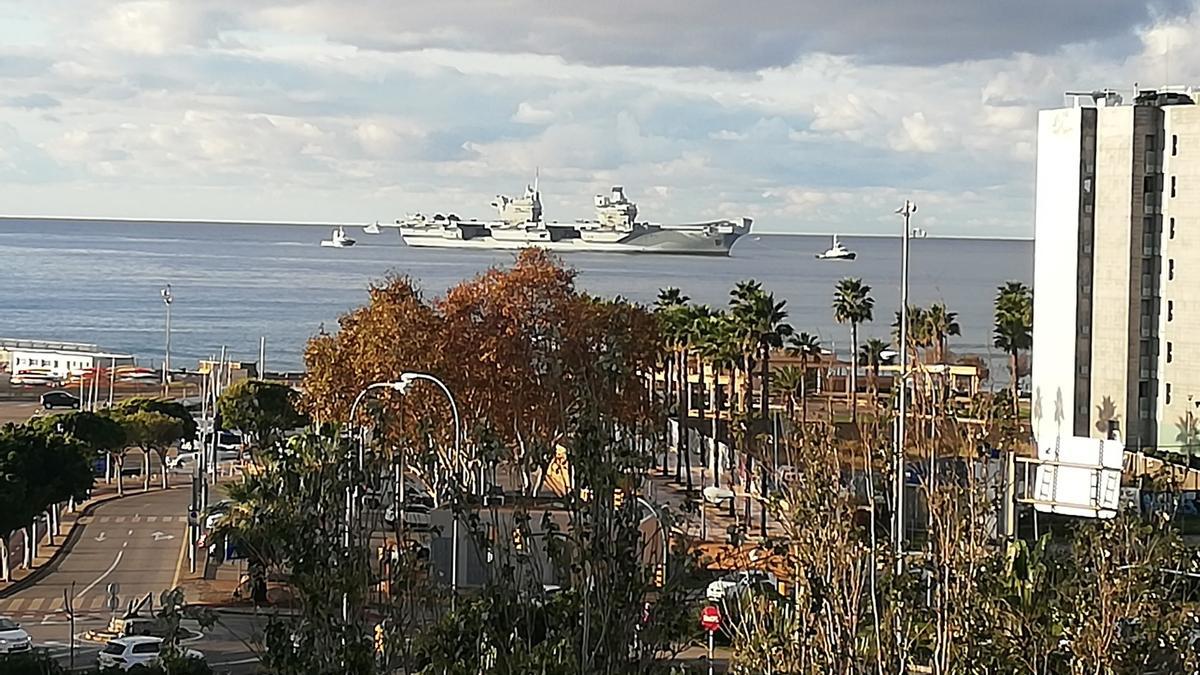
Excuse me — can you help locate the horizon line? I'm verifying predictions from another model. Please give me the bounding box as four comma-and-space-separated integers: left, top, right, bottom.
0, 214, 1033, 241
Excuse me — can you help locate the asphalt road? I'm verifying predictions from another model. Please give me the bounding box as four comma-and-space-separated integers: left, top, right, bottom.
0, 486, 265, 672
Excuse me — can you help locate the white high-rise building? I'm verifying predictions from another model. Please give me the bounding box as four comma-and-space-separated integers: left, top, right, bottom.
1032, 88, 1200, 453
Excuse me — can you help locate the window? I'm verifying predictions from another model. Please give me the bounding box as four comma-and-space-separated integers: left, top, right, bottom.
1170, 217, 1176, 239
1171, 176, 1177, 198
1170, 259, 1176, 280
1168, 342, 1174, 363
1145, 175, 1158, 193
1167, 383, 1173, 405
1140, 381, 1150, 396
1169, 300, 1175, 321
131, 643, 160, 655
1147, 134, 1159, 151
1173, 134, 1179, 156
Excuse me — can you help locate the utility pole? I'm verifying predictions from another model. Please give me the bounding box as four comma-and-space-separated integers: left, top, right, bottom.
894, 200, 916, 574
161, 284, 173, 397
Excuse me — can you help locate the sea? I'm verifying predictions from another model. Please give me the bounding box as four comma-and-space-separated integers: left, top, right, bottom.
0, 219, 1032, 376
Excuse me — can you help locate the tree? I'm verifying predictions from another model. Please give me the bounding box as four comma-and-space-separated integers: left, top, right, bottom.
29, 411, 125, 486
0, 424, 93, 583
772, 366, 805, 420
859, 338, 890, 401
786, 332, 821, 426
119, 411, 186, 490
993, 281, 1033, 414
730, 285, 793, 421
892, 305, 931, 362
216, 379, 307, 454
832, 278, 874, 423
654, 288, 693, 487
924, 303, 960, 364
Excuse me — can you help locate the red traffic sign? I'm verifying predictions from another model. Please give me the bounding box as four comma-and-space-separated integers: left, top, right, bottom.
699, 605, 721, 632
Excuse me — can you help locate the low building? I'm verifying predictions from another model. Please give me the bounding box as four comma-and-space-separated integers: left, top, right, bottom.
1, 338, 134, 380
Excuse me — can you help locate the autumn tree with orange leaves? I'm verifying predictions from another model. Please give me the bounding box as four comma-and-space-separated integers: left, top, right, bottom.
302, 249, 664, 494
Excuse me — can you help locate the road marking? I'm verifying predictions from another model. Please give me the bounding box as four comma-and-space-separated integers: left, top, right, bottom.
94, 532, 107, 542
212, 657, 261, 667
89, 596, 103, 609
151, 531, 175, 542
27, 598, 44, 611
114, 517, 125, 523
75, 550, 123, 600
6, 598, 26, 611
131, 516, 141, 523
79, 516, 93, 524
97, 516, 110, 523
170, 524, 188, 590
147, 516, 158, 523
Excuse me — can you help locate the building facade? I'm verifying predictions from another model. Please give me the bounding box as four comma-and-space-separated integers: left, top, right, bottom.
1032, 88, 1200, 453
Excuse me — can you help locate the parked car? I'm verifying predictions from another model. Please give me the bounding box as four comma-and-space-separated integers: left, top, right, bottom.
39, 390, 80, 410
167, 449, 240, 471
10, 369, 59, 386
705, 570, 779, 603
0, 618, 32, 655
97, 636, 203, 671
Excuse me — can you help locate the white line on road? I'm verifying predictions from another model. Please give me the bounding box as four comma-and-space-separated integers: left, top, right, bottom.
75, 550, 123, 600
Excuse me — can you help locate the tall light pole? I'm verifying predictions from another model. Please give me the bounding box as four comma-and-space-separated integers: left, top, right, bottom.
161, 284, 173, 397
395, 372, 465, 609
894, 200, 916, 574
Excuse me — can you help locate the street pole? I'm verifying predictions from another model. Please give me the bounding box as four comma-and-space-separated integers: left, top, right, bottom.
635, 496, 669, 582
707, 630, 714, 675
259, 336, 266, 380
161, 285, 173, 397
894, 200, 916, 575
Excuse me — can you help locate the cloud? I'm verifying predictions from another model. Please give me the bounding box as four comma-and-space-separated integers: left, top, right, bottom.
4, 93, 60, 109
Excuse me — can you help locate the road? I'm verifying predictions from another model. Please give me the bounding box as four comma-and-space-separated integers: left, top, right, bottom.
0, 486, 265, 672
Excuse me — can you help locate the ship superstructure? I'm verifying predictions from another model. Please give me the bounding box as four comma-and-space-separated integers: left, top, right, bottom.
391, 184, 750, 256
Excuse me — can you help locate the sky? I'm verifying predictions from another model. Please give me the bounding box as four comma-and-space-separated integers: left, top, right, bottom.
1, 1, 1199, 236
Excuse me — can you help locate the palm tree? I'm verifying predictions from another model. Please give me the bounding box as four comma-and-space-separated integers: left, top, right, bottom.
993, 281, 1033, 414
655, 288, 689, 478
832, 278, 875, 423
773, 366, 806, 420
731, 287, 794, 420
786, 332, 821, 426
892, 305, 930, 362
924, 302, 961, 364
677, 304, 713, 491
859, 338, 890, 401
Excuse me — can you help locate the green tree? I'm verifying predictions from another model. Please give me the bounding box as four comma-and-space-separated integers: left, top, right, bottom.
30, 411, 125, 486
832, 278, 874, 423
119, 410, 185, 491
924, 302, 960, 364
892, 305, 931, 362
993, 281, 1033, 413
216, 379, 307, 455
786, 331, 821, 426
773, 366, 806, 420
859, 337, 890, 401
730, 284, 793, 421
0, 424, 93, 583
654, 288, 693, 488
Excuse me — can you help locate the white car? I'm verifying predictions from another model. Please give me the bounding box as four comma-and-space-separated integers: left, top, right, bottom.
0, 617, 32, 654
167, 449, 240, 470
705, 570, 779, 603
97, 636, 203, 671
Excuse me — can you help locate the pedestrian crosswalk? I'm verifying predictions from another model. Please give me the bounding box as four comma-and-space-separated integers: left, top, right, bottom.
0, 594, 117, 615
78, 515, 182, 525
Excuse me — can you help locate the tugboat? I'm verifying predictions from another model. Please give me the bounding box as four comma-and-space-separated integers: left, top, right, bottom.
363, 221, 381, 235
320, 226, 356, 248
815, 235, 856, 260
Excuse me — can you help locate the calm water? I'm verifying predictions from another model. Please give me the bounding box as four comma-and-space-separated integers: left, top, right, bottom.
0, 219, 1032, 372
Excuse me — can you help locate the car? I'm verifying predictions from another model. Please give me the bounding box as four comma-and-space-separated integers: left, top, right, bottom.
383, 503, 433, 530
167, 449, 240, 471
97, 636, 203, 671
39, 391, 80, 410
10, 369, 59, 386
0, 618, 32, 655
705, 570, 779, 603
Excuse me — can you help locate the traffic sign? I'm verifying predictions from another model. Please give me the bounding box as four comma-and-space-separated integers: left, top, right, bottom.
699, 605, 721, 632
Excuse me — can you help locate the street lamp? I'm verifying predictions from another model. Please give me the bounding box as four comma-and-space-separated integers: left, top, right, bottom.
893, 200, 916, 575
161, 284, 173, 396
635, 496, 668, 585
392, 372, 466, 608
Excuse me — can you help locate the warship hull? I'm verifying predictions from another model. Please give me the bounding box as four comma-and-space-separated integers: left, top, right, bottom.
398, 225, 747, 256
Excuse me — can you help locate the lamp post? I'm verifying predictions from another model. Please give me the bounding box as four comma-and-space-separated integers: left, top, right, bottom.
161, 284, 173, 397
893, 200, 916, 575
635, 496, 669, 585
394, 372, 465, 609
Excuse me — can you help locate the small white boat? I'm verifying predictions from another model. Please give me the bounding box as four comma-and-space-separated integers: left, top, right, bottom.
815, 235, 856, 260
363, 221, 381, 235
321, 226, 356, 248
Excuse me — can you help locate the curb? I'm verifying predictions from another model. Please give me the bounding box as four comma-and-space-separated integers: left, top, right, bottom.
0, 484, 186, 599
